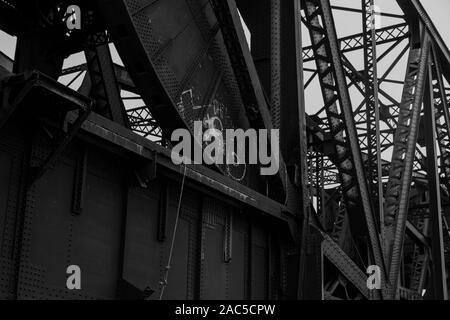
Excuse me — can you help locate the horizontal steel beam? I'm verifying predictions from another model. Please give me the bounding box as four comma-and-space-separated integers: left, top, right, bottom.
303, 23, 409, 62
64, 111, 297, 230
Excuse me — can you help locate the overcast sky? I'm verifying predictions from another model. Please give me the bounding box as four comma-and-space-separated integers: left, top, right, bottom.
422, 0, 450, 46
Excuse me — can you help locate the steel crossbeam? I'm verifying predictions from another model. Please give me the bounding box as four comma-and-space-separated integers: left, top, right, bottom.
303, 23, 409, 62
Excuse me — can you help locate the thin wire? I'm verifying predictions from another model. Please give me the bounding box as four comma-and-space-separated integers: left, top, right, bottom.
159, 163, 187, 300
351, 236, 368, 270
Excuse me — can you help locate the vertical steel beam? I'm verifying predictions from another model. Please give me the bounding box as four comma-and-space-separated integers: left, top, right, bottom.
270, 0, 281, 130
384, 30, 431, 298
362, 0, 384, 236
293, 0, 312, 299
277, 0, 304, 211
424, 49, 448, 300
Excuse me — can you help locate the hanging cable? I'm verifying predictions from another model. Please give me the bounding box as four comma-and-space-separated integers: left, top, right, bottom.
159, 163, 187, 300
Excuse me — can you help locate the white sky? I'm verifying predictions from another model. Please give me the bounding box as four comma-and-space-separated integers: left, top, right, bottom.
422, 0, 450, 46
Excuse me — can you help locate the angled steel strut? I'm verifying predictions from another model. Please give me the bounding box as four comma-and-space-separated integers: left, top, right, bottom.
384, 30, 431, 298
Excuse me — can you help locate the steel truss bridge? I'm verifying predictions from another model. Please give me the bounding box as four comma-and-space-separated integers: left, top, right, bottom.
0, 0, 449, 300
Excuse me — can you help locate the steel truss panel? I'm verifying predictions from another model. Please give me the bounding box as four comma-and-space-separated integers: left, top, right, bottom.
430, 45, 450, 192
425, 45, 448, 299
303, 0, 385, 282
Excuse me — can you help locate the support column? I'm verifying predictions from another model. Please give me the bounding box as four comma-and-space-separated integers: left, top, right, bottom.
424, 49, 448, 300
